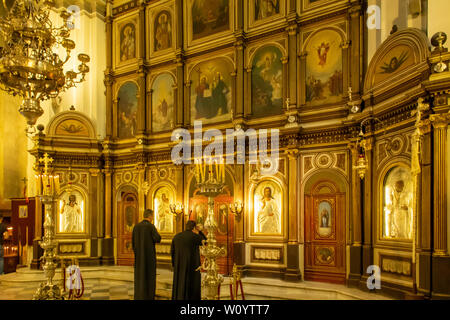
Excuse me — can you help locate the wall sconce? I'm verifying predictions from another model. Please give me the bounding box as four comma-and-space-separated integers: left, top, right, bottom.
169, 203, 184, 220
354, 153, 367, 180
229, 201, 244, 222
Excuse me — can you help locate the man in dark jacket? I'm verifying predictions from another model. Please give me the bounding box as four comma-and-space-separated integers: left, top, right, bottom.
171, 220, 207, 300
132, 209, 162, 300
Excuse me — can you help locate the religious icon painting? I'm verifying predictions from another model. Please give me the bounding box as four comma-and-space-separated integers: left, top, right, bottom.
154, 10, 173, 53
190, 0, 230, 41
253, 180, 282, 235
190, 58, 232, 125
305, 29, 343, 106
374, 45, 414, 85
153, 186, 174, 233
251, 45, 284, 117
18, 205, 28, 219
124, 203, 136, 234
117, 81, 138, 139
216, 203, 229, 235
317, 200, 332, 238
382, 166, 413, 240
57, 190, 85, 234
55, 119, 89, 137
191, 200, 208, 226
152, 73, 175, 133
119, 23, 136, 62
254, 0, 281, 21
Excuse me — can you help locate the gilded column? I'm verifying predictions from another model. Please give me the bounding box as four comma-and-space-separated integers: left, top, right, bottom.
430, 114, 450, 256
286, 148, 301, 281
233, 164, 245, 267
287, 149, 299, 243
349, 143, 362, 245
244, 67, 252, 117
234, 38, 245, 118
361, 137, 374, 271
175, 165, 184, 233
286, 24, 297, 109
176, 57, 184, 128
348, 4, 363, 94
104, 171, 112, 239
137, 65, 147, 135
105, 0, 113, 139
175, 0, 184, 128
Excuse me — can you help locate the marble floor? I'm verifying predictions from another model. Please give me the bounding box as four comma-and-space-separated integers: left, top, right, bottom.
0, 266, 391, 300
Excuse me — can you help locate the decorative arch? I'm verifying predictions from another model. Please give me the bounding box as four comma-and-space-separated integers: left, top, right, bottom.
363, 28, 430, 96
248, 42, 287, 67
47, 110, 96, 139
187, 55, 235, 81
301, 26, 348, 52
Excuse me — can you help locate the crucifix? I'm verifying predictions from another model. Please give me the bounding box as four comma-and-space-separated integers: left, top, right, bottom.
39, 153, 54, 175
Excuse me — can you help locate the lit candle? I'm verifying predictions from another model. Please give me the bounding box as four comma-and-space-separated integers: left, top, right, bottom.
221, 159, 225, 183
54, 175, 61, 194
49, 175, 54, 194
35, 175, 41, 195
209, 157, 212, 181
215, 159, 219, 182
42, 175, 49, 194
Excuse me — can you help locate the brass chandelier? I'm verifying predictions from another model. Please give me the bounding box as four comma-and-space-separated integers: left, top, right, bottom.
0, 0, 90, 126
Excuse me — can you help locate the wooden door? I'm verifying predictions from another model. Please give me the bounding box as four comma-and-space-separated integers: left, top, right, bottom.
117, 192, 138, 266
304, 181, 346, 284
214, 194, 234, 275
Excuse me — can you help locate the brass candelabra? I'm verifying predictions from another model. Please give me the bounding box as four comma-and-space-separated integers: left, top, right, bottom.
194, 158, 227, 300
33, 153, 64, 300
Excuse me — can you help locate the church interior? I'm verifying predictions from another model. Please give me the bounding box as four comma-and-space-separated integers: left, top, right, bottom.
0, 0, 450, 301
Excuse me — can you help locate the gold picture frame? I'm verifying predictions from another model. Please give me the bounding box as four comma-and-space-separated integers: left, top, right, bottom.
147, 1, 176, 59
113, 11, 140, 72
18, 205, 28, 219
184, 0, 235, 50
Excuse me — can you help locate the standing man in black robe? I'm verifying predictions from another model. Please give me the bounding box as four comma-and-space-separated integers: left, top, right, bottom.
171, 220, 207, 300
132, 209, 161, 300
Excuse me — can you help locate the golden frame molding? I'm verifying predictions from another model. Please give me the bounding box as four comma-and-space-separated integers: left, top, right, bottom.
245, 171, 288, 243
146, 0, 176, 61
113, 10, 141, 73
375, 159, 415, 249
298, 17, 349, 111
245, 0, 287, 34
149, 181, 177, 236
183, 0, 236, 52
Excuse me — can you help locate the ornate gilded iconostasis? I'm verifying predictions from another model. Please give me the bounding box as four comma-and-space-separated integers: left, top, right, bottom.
26, 0, 450, 300
30, 110, 104, 266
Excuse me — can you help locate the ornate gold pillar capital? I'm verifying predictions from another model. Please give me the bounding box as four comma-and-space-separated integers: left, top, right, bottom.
361, 137, 374, 152
430, 113, 450, 128
286, 148, 300, 160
